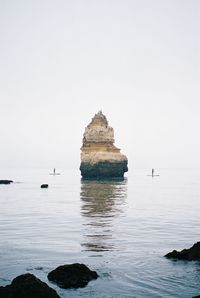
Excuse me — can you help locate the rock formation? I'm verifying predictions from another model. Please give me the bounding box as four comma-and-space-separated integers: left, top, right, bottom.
0, 273, 60, 298
48, 263, 98, 288
165, 242, 200, 261
0, 180, 13, 184
40, 184, 48, 188
80, 111, 128, 178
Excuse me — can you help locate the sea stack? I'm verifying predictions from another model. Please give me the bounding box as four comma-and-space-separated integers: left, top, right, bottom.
80, 111, 128, 179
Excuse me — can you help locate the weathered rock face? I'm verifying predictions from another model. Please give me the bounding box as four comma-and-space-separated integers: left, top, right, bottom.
165, 242, 200, 261
80, 111, 128, 178
0, 273, 60, 298
48, 263, 98, 288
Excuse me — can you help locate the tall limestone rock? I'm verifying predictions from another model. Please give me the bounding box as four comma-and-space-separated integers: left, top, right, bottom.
80, 111, 128, 178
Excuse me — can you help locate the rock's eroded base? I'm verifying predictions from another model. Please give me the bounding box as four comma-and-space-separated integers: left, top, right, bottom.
80, 160, 128, 179
48, 263, 98, 289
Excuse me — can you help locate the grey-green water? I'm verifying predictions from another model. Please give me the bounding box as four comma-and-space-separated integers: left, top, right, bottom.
0, 168, 200, 297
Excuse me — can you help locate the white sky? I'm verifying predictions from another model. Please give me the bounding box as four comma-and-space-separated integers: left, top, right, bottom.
0, 0, 199, 170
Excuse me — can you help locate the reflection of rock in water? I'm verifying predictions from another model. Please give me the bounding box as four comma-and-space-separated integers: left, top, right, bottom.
80, 179, 127, 252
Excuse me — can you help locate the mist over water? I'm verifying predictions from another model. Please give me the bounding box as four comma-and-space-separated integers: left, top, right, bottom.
1, 2, 200, 296
0, 168, 200, 297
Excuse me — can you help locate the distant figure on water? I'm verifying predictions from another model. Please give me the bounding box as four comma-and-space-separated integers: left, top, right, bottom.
49, 168, 60, 175
147, 169, 159, 177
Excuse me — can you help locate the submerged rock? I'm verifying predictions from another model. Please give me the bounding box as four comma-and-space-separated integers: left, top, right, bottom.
0, 180, 13, 184
165, 242, 200, 261
47, 263, 98, 289
0, 273, 60, 298
80, 111, 128, 179
40, 184, 48, 188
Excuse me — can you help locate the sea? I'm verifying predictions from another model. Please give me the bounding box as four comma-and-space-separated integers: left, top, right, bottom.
0, 168, 200, 298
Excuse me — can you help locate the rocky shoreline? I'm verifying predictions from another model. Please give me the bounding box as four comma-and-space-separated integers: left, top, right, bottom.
0, 263, 98, 298
1, 242, 200, 297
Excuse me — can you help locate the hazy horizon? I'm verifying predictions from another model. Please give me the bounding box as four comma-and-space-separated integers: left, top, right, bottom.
0, 0, 199, 170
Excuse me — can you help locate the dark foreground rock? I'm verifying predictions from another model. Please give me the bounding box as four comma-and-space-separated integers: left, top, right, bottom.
193, 295, 200, 298
0, 180, 13, 184
41, 184, 48, 188
0, 273, 60, 298
80, 161, 128, 179
48, 263, 98, 288
165, 242, 200, 261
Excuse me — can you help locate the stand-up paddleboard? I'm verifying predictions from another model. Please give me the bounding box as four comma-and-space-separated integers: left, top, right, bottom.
148, 169, 159, 177
49, 173, 61, 175
49, 168, 60, 175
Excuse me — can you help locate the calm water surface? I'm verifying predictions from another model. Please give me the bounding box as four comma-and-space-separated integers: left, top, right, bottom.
0, 168, 200, 297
